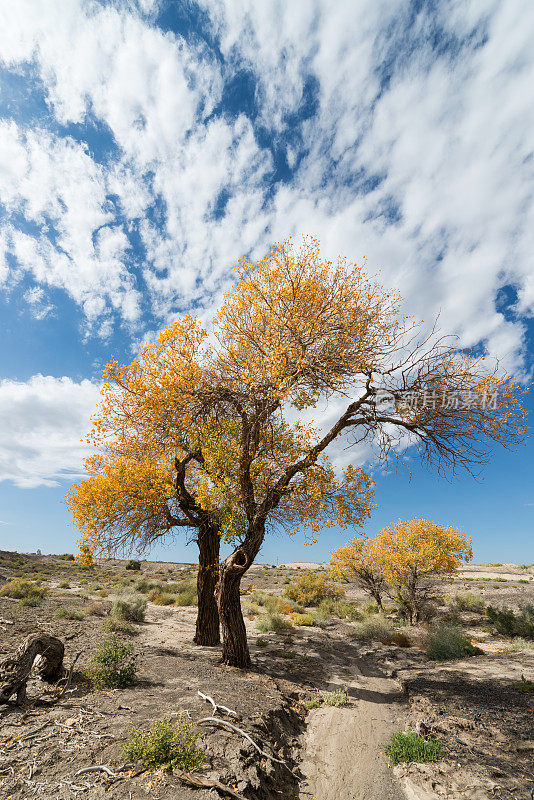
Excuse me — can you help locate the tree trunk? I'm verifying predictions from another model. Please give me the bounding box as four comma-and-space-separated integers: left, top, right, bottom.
0, 634, 64, 704
217, 550, 252, 668
194, 521, 221, 646
372, 589, 383, 611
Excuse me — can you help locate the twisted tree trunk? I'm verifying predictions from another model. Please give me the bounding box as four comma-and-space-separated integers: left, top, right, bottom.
0, 634, 64, 704
216, 528, 263, 668
194, 520, 221, 646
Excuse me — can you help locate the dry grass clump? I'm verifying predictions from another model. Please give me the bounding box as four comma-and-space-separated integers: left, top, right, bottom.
256, 613, 293, 633
350, 615, 394, 641
112, 592, 147, 622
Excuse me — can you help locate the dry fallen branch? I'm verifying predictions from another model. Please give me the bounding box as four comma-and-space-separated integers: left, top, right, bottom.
74, 765, 117, 778
197, 716, 293, 773
197, 690, 237, 717
174, 769, 249, 800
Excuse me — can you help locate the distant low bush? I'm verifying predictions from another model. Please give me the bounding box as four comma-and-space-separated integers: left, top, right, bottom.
0, 578, 47, 606
58, 580, 71, 589
147, 580, 197, 607
125, 560, 141, 571
284, 570, 344, 607
351, 615, 394, 641
451, 592, 485, 614
385, 731, 445, 764
290, 612, 314, 626
86, 635, 136, 688
486, 604, 534, 639
256, 613, 293, 633
426, 623, 481, 660
318, 597, 361, 621
54, 606, 85, 620
112, 593, 147, 623
85, 601, 109, 617
123, 716, 205, 772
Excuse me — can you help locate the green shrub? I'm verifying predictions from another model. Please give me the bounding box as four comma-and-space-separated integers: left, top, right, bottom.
284, 570, 344, 607
86, 635, 136, 688
291, 612, 314, 626
103, 617, 137, 636
112, 593, 147, 622
256, 613, 293, 633
0, 578, 47, 603
385, 731, 445, 764
452, 592, 485, 614
125, 560, 141, 571
0, 578, 47, 606
512, 675, 534, 694
318, 597, 361, 621
322, 690, 349, 707
124, 716, 205, 771
54, 606, 85, 620
58, 580, 71, 589
498, 637, 534, 653
351, 615, 394, 641
426, 624, 481, 660
486, 604, 534, 639
174, 588, 197, 606
304, 698, 321, 709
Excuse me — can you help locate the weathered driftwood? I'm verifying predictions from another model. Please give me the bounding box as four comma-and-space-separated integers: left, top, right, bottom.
0, 633, 64, 704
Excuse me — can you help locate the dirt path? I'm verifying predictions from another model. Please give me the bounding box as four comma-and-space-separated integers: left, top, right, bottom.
299, 644, 406, 800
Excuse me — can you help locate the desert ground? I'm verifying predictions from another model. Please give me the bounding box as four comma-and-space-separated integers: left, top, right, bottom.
0, 552, 533, 800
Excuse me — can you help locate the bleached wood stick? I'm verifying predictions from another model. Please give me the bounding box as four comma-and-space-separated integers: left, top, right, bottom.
74, 765, 117, 778
197, 690, 237, 716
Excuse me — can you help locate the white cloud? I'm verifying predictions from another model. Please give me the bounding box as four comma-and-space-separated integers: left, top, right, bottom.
0, 0, 532, 378
0, 375, 101, 488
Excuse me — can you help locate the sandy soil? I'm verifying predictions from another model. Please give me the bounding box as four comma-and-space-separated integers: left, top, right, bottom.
1, 552, 534, 800
298, 640, 405, 800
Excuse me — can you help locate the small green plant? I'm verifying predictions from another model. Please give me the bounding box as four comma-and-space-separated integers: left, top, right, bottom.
291, 612, 314, 626
304, 698, 322, 709
54, 606, 85, 620
86, 635, 136, 688
123, 716, 205, 771
125, 560, 141, 571
58, 580, 71, 589
322, 690, 349, 707
112, 593, 147, 622
255, 636, 269, 647
426, 624, 481, 660
256, 613, 293, 633
486, 604, 534, 639
97, 588, 108, 598
384, 731, 445, 764
103, 617, 137, 636
512, 674, 534, 694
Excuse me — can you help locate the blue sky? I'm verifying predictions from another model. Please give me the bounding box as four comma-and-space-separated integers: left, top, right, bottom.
0, 0, 532, 563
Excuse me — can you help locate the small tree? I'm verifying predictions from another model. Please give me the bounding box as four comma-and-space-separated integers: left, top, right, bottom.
373, 519, 473, 624
330, 536, 386, 610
